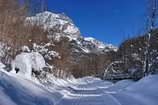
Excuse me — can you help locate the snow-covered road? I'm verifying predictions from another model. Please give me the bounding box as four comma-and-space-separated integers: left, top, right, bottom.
55, 78, 131, 105
0, 71, 158, 105
58, 85, 117, 105
55, 76, 158, 105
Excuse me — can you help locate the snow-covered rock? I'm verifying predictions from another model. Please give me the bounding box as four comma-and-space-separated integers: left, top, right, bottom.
12, 53, 32, 78
31, 52, 46, 71
12, 52, 46, 79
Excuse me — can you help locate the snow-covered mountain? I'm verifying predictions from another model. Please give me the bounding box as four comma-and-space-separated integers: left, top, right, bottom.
27, 11, 80, 40
27, 11, 117, 54
81, 37, 117, 53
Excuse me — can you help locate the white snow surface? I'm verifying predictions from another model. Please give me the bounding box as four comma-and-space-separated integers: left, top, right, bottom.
0, 65, 158, 105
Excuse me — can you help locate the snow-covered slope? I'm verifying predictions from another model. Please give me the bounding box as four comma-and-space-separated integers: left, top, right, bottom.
0, 71, 61, 105
1, 68, 158, 105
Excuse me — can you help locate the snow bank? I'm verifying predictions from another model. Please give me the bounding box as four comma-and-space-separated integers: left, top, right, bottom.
126, 74, 158, 94
105, 80, 134, 92
111, 75, 158, 105
0, 71, 62, 105
12, 52, 46, 79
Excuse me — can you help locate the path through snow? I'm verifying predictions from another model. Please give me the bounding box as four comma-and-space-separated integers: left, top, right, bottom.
0, 71, 158, 105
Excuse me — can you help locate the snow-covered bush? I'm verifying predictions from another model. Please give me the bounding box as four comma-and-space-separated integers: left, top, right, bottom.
33, 43, 60, 60
12, 52, 46, 79
21, 46, 30, 52
31, 52, 46, 71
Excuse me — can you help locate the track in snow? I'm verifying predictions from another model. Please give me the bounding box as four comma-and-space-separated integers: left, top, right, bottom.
56, 79, 123, 105
55, 83, 86, 105
54, 77, 158, 105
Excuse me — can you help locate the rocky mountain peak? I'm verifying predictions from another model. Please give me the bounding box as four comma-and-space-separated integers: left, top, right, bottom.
27, 11, 81, 40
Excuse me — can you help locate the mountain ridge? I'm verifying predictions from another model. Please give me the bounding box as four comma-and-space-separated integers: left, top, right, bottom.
27, 11, 118, 54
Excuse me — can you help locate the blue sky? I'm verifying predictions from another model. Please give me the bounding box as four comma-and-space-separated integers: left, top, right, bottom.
48, 0, 147, 46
